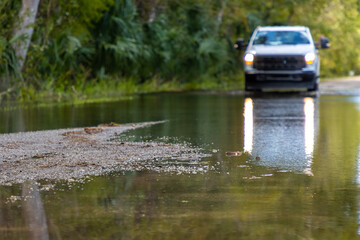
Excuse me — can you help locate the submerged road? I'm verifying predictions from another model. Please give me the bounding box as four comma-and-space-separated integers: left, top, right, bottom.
320, 76, 360, 95
219, 76, 360, 95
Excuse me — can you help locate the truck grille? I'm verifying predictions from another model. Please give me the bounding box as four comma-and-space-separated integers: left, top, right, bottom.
253, 55, 306, 70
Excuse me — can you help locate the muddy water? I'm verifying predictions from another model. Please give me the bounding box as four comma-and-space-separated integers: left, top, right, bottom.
1, 93, 360, 239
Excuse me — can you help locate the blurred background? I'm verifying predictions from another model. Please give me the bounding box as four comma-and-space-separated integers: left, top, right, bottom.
1, 0, 359, 100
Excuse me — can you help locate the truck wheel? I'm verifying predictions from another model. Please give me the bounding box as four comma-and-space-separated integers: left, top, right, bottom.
245, 75, 253, 91
307, 82, 318, 92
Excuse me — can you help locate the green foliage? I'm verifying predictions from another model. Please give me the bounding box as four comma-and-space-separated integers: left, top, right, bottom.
0, 0, 22, 91
0, 0, 21, 37
57, 0, 113, 37
2, 0, 360, 100
87, 0, 237, 84
92, 0, 149, 77
0, 37, 18, 77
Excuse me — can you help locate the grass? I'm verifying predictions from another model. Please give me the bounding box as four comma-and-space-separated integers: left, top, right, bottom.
4, 71, 358, 106
0, 73, 245, 106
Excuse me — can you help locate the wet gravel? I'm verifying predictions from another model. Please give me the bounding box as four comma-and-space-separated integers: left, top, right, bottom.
0, 121, 211, 186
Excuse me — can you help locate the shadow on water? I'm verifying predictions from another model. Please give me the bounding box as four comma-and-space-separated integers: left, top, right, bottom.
1, 92, 360, 239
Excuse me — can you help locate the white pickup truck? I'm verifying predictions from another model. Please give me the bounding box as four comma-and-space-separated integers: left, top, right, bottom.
236, 26, 329, 91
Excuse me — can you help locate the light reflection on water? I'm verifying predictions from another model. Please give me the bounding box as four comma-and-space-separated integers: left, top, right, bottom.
243, 98, 253, 153
243, 96, 316, 173
304, 97, 315, 157
1, 93, 360, 239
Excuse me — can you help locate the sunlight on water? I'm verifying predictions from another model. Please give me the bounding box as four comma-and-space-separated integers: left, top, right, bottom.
243, 98, 253, 153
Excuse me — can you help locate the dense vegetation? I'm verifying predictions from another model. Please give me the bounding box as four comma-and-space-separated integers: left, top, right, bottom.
1, 0, 360, 101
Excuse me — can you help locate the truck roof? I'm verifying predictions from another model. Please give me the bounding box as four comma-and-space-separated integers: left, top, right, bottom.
257, 26, 309, 31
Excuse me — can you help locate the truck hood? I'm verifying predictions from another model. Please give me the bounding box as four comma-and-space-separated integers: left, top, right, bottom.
247, 45, 315, 55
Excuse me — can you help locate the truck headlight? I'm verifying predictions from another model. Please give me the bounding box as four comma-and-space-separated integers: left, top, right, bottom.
244, 53, 254, 65
305, 52, 316, 65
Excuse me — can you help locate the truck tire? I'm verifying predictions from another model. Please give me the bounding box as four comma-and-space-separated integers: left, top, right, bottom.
307, 80, 319, 92
245, 82, 251, 91
245, 75, 254, 91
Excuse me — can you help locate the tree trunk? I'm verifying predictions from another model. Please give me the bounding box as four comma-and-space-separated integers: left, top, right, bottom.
12, 0, 40, 71
148, 5, 157, 23
216, 1, 226, 33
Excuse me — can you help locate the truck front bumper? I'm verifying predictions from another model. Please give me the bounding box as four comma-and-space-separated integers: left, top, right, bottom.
245, 70, 318, 90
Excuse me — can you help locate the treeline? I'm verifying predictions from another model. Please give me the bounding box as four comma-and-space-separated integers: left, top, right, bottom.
1, 0, 360, 100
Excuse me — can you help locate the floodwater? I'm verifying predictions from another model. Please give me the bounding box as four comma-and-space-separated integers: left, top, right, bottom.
1, 92, 360, 239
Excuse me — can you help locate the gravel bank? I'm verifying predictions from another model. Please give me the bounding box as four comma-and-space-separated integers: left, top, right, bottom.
0, 121, 211, 186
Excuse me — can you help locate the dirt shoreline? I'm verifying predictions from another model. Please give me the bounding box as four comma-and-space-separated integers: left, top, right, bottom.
0, 121, 211, 186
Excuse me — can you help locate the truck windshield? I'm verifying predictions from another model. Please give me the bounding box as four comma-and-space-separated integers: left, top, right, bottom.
253, 31, 310, 45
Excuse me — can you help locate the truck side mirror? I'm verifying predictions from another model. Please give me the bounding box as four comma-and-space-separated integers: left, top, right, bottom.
320, 36, 330, 49
234, 39, 247, 50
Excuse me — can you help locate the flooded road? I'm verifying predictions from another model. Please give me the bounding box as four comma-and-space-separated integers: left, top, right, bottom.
1, 93, 360, 239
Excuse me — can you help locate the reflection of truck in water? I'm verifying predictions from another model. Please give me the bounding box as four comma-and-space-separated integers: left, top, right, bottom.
243, 96, 317, 173
235, 26, 329, 91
